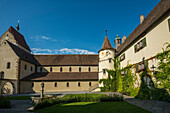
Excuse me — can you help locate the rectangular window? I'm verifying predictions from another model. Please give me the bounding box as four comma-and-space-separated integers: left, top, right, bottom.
89, 82, 91, 86
134, 38, 147, 53
109, 58, 112, 63
103, 69, 106, 74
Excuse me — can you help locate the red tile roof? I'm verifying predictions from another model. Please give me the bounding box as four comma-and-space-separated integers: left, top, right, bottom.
21, 72, 98, 81
99, 35, 115, 52
34, 54, 99, 66
117, 0, 170, 55
1, 26, 31, 51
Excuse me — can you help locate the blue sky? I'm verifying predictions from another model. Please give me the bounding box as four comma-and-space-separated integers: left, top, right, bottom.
0, 0, 160, 54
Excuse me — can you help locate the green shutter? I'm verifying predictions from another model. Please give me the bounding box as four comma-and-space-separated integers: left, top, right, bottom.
136, 64, 139, 72
142, 38, 147, 47
134, 44, 137, 53
168, 18, 170, 32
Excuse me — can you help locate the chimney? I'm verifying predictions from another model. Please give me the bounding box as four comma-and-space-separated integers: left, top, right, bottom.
122, 35, 126, 44
140, 15, 144, 24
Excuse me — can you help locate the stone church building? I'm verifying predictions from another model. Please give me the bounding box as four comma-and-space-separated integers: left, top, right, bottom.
0, 0, 170, 94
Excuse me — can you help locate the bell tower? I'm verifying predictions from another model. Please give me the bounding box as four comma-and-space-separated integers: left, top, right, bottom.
98, 30, 116, 87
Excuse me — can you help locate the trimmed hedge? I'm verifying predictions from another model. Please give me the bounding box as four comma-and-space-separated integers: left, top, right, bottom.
0, 97, 11, 108
34, 94, 124, 110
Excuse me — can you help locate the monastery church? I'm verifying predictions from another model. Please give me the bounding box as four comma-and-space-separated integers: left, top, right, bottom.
0, 0, 170, 94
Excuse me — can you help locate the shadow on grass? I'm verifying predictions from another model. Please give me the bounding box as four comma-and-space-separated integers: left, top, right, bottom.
37, 101, 151, 113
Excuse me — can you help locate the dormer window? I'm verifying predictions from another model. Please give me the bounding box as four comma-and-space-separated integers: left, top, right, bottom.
7, 62, 11, 69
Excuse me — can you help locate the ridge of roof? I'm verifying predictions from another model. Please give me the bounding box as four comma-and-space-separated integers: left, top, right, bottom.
117, 0, 170, 55
99, 35, 115, 52
6, 26, 31, 51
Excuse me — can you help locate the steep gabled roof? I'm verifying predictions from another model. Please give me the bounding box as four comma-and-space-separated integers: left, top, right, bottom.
99, 35, 115, 52
7, 41, 39, 65
1, 26, 31, 51
117, 0, 170, 55
21, 72, 98, 81
34, 54, 99, 66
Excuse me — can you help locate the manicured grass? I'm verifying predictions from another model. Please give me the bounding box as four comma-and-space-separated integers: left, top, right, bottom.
7, 96, 31, 100
36, 102, 151, 113
63, 94, 107, 98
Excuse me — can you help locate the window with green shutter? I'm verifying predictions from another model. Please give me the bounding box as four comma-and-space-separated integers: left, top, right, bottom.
168, 18, 170, 32
134, 38, 147, 53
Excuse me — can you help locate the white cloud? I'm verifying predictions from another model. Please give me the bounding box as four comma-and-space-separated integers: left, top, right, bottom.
31, 48, 96, 54
30, 35, 57, 42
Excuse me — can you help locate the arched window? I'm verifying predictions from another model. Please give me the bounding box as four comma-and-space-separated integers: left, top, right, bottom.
7, 62, 11, 69
1, 72, 4, 79
69, 67, 72, 72
60, 67, 62, 72
67, 82, 69, 87
40, 67, 42, 72
54, 82, 57, 87
24, 65, 27, 70
50, 67, 53, 72
89, 82, 91, 86
78, 82, 81, 87
88, 67, 91, 72
79, 67, 81, 72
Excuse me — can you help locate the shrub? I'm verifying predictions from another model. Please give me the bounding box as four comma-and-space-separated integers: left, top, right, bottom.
34, 93, 124, 110
0, 97, 11, 108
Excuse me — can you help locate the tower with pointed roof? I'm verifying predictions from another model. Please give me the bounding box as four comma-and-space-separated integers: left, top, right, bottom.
115, 33, 121, 50
98, 30, 115, 88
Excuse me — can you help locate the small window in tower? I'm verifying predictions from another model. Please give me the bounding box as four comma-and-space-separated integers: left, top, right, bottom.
7, 62, 11, 69
78, 82, 81, 87
88, 67, 91, 72
79, 67, 81, 72
60, 67, 62, 72
50, 67, 53, 72
40, 67, 42, 72
25, 65, 27, 70
89, 82, 91, 86
31, 66, 33, 71
109, 59, 112, 63
54, 82, 57, 87
69, 67, 72, 72
67, 82, 69, 87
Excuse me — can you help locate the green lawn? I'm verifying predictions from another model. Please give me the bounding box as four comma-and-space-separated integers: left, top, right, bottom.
63, 94, 107, 98
36, 102, 151, 113
6, 96, 31, 100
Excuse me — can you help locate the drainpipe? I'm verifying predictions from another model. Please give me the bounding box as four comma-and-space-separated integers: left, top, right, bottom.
17, 58, 21, 94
